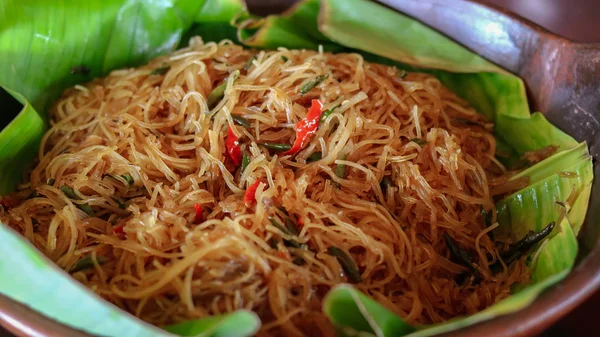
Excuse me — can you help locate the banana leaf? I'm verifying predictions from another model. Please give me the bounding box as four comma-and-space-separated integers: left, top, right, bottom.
0, 0, 592, 337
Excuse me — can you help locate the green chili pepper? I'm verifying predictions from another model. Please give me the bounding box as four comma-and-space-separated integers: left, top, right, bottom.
259, 142, 292, 152
300, 74, 329, 95
207, 71, 240, 109
328, 246, 362, 283
150, 66, 170, 75
71, 256, 107, 273
232, 115, 251, 128
307, 152, 322, 163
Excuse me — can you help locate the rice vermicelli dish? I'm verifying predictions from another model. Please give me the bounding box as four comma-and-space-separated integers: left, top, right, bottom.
0, 37, 555, 337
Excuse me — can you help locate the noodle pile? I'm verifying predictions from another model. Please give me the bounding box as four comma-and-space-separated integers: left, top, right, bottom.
0, 37, 530, 337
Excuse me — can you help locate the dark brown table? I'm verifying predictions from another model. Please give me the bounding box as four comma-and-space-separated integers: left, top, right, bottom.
1, 1, 598, 336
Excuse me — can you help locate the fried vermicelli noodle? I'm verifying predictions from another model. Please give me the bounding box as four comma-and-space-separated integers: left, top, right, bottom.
0, 37, 531, 336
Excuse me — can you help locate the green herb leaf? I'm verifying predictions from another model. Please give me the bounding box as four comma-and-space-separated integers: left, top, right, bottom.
300, 74, 329, 95
281, 55, 289, 62
60, 186, 80, 200
444, 233, 481, 277
500, 222, 556, 266
327, 246, 362, 283
259, 142, 292, 152
71, 256, 107, 273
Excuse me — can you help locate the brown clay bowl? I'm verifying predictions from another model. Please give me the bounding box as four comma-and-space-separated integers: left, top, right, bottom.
2, 0, 600, 336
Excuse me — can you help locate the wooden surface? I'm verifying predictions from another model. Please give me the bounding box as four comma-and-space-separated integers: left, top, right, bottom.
1, 1, 598, 336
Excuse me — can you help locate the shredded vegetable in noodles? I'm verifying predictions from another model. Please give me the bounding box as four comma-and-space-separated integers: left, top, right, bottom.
0, 37, 533, 337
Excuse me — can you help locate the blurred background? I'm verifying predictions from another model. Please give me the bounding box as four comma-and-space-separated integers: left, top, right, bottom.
1, 0, 598, 336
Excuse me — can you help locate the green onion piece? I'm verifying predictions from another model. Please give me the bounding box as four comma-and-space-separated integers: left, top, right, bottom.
121, 173, 134, 186
269, 218, 292, 236
47, 178, 56, 185
207, 71, 240, 109
259, 142, 292, 152
244, 56, 257, 70
319, 104, 341, 124
60, 186, 95, 216
77, 204, 96, 216
281, 55, 288, 62
106, 173, 134, 186
410, 138, 428, 146
241, 151, 251, 173
60, 186, 80, 200
269, 218, 302, 248
300, 74, 329, 95
398, 69, 407, 79
71, 256, 107, 273
327, 247, 362, 283
284, 217, 300, 236
307, 152, 322, 163
232, 115, 251, 128
150, 66, 170, 75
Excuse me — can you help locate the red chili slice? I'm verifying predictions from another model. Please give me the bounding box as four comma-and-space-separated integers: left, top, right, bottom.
282, 99, 324, 156
244, 180, 264, 207
194, 203, 203, 224
226, 125, 243, 165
